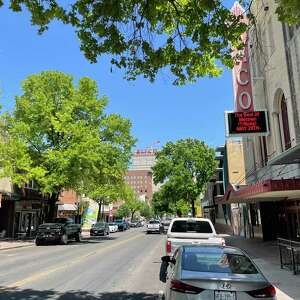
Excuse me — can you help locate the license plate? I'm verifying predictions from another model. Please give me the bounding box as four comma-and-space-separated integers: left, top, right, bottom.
215, 291, 236, 300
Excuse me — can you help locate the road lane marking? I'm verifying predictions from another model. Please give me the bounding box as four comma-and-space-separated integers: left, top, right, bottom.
0, 233, 143, 289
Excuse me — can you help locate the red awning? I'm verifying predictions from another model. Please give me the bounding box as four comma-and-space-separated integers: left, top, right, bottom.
216, 179, 300, 204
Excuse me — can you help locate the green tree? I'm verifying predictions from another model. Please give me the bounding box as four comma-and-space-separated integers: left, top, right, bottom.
115, 203, 131, 219
152, 138, 216, 217
275, 0, 300, 25
0, 71, 135, 221
3, 0, 250, 85
139, 202, 154, 219
152, 188, 189, 217
120, 185, 143, 221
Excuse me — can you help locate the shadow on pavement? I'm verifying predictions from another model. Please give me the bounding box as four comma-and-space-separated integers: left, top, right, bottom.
0, 288, 159, 300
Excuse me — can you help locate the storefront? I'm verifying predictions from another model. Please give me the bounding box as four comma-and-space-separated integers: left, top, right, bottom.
57, 203, 78, 220
13, 200, 46, 238
218, 179, 300, 241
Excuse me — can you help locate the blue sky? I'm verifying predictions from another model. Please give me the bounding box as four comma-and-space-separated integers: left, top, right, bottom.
0, 3, 235, 150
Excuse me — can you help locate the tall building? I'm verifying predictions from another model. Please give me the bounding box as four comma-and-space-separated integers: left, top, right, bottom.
124, 149, 158, 203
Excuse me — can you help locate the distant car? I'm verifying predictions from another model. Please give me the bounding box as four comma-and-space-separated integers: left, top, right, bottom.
130, 220, 140, 227
114, 219, 127, 231
108, 223, 118, 233
35, 217, 81, 246
161, 219, 172, 233
125, 221, 130, 230
161, 245, 276, 300
147, 220, 163, 234
90, 222, 110, 236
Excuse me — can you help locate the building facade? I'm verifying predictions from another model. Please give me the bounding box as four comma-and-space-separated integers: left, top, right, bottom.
219, 0, 300, 241
0, 179, 50, 238
124, 149, 159, 203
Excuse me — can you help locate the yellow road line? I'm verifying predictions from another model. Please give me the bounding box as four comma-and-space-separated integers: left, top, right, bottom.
1, 233, 143, 289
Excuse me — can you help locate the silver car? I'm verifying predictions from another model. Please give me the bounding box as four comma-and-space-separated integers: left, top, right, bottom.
161, 245, 276, 300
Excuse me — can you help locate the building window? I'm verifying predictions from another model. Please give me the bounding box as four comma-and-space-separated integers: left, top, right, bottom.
280, 95, 291, 150
259, 136, 268, 166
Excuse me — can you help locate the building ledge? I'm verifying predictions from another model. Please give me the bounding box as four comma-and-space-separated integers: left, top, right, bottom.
268, 144, 300, 165
216, 179, 300, 204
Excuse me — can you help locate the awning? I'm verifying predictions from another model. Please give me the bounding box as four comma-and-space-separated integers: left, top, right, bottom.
57, 204, 78, 211
268, 144, 300, 165
216, 179, 300, 204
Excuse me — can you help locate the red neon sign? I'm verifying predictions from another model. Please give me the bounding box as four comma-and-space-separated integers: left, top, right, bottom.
231, 2, 253, 112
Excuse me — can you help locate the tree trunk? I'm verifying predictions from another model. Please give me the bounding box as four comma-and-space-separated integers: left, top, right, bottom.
191, 199, 196, 217
47, 192, 60, 222
97, 199, 103, 222
131, 210, 136, 221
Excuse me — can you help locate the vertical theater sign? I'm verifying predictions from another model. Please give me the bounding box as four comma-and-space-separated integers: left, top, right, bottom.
225, 2, 269, 137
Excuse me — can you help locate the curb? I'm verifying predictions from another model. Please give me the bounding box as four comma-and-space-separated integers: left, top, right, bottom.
0, 243, 35, 251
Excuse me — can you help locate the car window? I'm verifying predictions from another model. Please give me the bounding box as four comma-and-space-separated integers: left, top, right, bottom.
170, 220, 213, 233
94, 223, 105, 228
54, 218, 72, 224
149, 220, 160, 224
182, 248, 258, 274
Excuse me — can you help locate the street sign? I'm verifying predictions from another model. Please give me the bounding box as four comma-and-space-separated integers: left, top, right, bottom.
225, 110, 269, 137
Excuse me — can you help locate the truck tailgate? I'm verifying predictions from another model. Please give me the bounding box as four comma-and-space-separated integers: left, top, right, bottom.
167, 236, 224, 256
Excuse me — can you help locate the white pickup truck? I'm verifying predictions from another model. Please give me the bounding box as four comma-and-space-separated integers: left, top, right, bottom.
147, 220, 162, 234
164, 217, 225, 256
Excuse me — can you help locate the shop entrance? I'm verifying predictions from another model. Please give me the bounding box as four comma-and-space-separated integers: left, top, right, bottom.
14, 211, 39, 238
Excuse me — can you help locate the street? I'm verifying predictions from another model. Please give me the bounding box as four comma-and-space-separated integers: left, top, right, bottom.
0, 228, 164, 300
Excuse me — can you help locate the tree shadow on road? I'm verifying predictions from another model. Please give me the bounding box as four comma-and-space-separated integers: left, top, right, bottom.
0, 287, 160, 300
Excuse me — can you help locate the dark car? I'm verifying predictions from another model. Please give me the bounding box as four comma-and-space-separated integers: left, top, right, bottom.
90, 222, 110, 236
35, 217, 81, 246
130, 220, 139, 227
114, 219, 127, 231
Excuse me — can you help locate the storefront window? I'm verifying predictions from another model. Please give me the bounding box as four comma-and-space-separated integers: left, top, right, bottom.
280, 95, 291, 150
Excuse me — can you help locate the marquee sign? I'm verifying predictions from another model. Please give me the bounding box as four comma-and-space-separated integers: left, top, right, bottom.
231, 2, 253, 112
225, 110, 269, 137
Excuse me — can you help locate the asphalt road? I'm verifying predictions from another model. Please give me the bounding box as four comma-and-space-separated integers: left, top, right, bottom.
0, 228, 165, 300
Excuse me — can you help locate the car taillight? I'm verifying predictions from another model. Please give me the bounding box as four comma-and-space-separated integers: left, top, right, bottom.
170, 280, 204, 294
246, 285, 276, 298
166, 241, 171, 253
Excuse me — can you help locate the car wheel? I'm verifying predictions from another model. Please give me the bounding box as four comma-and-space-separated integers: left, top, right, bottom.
35, 238, 43, 246
60, 233, 68, 245
75, 232, 82, 242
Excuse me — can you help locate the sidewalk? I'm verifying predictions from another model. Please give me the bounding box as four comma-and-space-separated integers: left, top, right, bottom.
216, 223, 300, 300
0, 239, 34, 251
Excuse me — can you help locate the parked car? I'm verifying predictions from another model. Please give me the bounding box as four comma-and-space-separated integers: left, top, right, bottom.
125, 221, 130, 230
108, 223, 118, 233
160, 245, 276, 300
90, 222, 110, 236
161, 218, 172, 233
165, 218, 225, 257
114, 219, 127, 231
130, 220, 141, 227
35, 217, 81, 246
147, 219, 163, 234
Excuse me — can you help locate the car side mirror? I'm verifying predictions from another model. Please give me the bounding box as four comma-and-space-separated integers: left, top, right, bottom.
161, 256, 175, 264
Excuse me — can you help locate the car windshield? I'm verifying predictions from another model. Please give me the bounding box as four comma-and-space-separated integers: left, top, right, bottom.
94, 223, 105, 228
171, 220, 213, 233
54, 218, 72, 224
182, 247, 259, 274
149, 220, 160, 224
115, 220, 123, 223
109, 223, 115, 226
